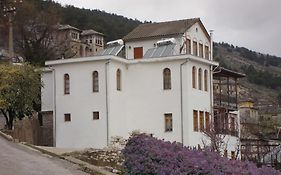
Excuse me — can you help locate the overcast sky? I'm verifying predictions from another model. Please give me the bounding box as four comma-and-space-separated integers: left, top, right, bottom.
55, 0, 281, 57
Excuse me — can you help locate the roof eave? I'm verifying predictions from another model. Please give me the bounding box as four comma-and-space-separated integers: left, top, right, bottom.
123, 33, 183, 42
45, 54, 218, 66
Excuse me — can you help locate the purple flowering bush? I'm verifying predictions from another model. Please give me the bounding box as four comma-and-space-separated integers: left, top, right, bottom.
123, 134, 280, 175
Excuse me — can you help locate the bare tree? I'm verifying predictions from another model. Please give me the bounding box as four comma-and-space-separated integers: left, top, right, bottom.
201, 113, 240, 159
201, 121, 229, 155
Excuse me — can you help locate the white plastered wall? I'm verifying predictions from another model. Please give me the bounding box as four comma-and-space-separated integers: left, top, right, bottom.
53, 60, 108, 148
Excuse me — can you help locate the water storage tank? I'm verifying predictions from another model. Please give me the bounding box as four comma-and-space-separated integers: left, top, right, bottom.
106, 39, 124, 46
156, 38, 176, 46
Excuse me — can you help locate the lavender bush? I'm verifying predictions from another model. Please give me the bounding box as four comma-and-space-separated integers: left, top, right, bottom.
123, 134, 280, 175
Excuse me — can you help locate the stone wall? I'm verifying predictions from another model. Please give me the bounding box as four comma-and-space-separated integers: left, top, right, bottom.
41, 111, 53, 146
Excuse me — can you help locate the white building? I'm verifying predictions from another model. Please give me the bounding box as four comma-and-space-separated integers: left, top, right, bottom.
42, 18, 239, 156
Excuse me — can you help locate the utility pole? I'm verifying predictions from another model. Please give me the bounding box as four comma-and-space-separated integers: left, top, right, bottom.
4, 6, 15, 58
2, 0, 22, 59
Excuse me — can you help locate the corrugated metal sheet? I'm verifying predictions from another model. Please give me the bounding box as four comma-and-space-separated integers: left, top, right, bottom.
96, 45, 124, 56
143, 44, 176, 58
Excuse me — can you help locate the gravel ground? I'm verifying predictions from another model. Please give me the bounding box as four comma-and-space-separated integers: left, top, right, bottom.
66, 148, 124, 174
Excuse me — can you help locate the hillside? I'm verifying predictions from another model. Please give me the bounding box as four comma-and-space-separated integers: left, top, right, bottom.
0, 0, 142, 49
1, 0, 281, 112
214, 43, 281, 113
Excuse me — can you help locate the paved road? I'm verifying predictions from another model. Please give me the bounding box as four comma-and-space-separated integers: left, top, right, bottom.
0, 137, 88, 175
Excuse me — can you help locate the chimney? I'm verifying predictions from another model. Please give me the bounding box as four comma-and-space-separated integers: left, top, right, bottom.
209, 30, 214, 61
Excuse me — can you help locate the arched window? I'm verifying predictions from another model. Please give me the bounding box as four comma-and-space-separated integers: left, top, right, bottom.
198, 68, 202, 90
64, 74, 70, 94
192, 66, 197, 89
204, 70, 208, 91
163, 68, 171, 90
116, 69, 121, 91
93, 71, 99, 92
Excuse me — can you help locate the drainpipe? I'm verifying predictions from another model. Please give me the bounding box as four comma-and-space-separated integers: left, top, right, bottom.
49, 66, 56, 147
105, 60, 110, 146
180, 58, 189, 145
209, 30, 215, 120
210, 66, 214, 121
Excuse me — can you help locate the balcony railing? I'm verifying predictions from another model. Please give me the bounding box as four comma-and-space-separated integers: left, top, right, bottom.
214, 93, 238, 110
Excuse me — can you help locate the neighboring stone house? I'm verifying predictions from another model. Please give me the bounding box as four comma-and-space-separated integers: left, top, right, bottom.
240, 100, 259, 124
41, 18, 239, 157
53, 24, 105, 59
239, 100, 281, 163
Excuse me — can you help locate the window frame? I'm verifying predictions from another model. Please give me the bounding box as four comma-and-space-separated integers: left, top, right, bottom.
64, 113, 71, 122
231, 151, 235, 160
193, 40, 198, 56
205, 112, 210, 131
192, 66, 197, 89
92, 71, 99, 92
204, 70, 208, 91
64, 74, 70, 95
116, 69, 121, 91
205, 45, 209, 59
164, 113, 173, 132
93, 111, 100, 120
193, 110, 198, 132
198, 68, 202, 90
199, 111, 204, 131
199, 43, 203, 57
163, 68, 171, 90
186, 38, 191, 54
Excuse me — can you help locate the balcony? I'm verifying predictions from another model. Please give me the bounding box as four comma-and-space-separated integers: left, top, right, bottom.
213, 67, 245, 111
214, 93, 238, 110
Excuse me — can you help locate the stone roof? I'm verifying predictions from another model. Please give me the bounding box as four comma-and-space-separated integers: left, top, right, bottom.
123, 18, 207, 41
81, 29, 104, 36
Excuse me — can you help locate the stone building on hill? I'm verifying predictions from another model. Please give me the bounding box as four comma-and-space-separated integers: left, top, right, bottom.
53, 24, 105, 59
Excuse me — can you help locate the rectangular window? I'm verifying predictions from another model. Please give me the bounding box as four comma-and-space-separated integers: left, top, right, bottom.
193, 41, 197, 56
231, 151, 235, 160
71, 32, 78, 39
224, 150, 228, 158
193, 110, 198, 132
64, 74, 70, 95
205, 46, 209, 59
199, 43, 203, 57
164, 113, 173, 132
199, 111, 204, 131
64, 113, 71, 122
205, 112, 210, 131
134, 47, 143, 59
186, 39, 191, 54
93, 111, 99, 120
